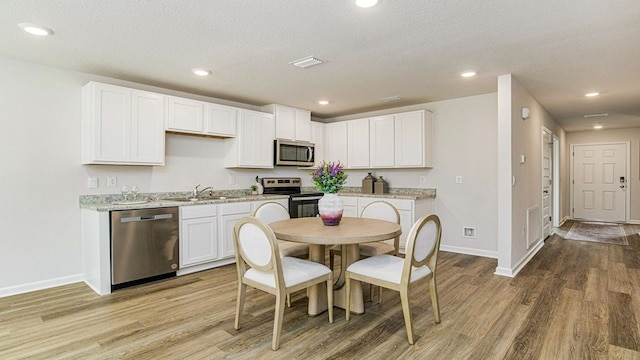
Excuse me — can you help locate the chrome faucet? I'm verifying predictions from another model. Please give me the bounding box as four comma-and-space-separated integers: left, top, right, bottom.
193, 184, 213, 198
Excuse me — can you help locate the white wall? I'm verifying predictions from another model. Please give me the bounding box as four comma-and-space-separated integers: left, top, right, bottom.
496, 74, 567, 277
0, 56, 500, 296
326, 93, 500, 258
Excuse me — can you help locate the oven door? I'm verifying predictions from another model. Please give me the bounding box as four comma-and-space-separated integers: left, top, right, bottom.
289, 194, 322, 218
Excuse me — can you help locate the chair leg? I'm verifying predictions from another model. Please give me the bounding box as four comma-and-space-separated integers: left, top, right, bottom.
329, 251, 335, 270
429, 277, 441, 324
234, 282, 246, 330
326, 279, 334, 323
345, 273, 351, 321
272, 291, 287, 351
287, 294, 291, 308
400, 288, 414, 345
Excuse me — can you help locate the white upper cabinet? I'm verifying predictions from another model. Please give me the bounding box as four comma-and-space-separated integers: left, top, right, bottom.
166, 96, 205, 133
369, 115, 395, 168
325, 121, 348, 166
262, 104, 312, 142
394, 110, 432, 167
311, 121, 325, 166
167, 97, 237, 137
347, 118, 371, 168
82, 82, 165, 165
224, 109, 275, 168
206, 103, 237, 137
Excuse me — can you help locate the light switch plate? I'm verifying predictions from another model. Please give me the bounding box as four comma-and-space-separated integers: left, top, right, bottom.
87, 177, 98, 189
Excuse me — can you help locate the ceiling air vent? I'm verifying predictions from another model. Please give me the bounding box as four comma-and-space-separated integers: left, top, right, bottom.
289, 56, 324, 69
380, 95, 401, 102
584, 113, 608, 118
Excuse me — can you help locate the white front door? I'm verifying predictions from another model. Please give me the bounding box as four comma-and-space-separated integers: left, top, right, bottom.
542, 128, 552, 238
573, 143, 627, 222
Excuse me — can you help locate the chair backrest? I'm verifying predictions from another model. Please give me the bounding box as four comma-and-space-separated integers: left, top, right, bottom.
361, 201, 401, 251
360, 201, 401, 224
233, 217, 284, 288
403, 214, 442, 278
253, 202, 291, 224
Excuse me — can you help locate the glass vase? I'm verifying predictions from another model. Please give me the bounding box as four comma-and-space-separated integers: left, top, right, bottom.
318, 193, 343, 226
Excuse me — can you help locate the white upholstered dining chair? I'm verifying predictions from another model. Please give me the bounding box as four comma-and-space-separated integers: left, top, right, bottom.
329, 201, 401, 295
345, 214, 442, 345
233, 216, 334, 351
253, 202, 310, 258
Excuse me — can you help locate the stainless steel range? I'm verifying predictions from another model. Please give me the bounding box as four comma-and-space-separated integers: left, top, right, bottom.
261, 177, 323, 218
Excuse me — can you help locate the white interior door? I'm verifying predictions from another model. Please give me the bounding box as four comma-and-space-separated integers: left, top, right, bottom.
542, 128, 552, 238
573, 143, 627, 222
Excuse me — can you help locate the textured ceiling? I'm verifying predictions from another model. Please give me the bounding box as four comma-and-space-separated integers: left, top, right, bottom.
1, 0, 639, 131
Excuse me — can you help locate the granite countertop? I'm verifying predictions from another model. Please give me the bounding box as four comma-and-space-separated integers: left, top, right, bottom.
80, 192, 288, 212
80, 187, 436, 212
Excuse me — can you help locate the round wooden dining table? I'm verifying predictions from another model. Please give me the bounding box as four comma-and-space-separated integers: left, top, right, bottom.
269, 216, 401, 315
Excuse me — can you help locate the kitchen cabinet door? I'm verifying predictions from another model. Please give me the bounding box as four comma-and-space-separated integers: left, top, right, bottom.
311, 121, 325, 166
219, 202, 252, 258
369, 115, 395, 168
180, 205, 219, 267
294, 108, 312, 142
82, 82, 165, 165
206, 103, 237, 137
325, 121, 348, 166
395, 110, 432, 167
225, 109, 275, 168
166, 96, 205, 133
264, 104, 312, 142
347, 118, 370, 168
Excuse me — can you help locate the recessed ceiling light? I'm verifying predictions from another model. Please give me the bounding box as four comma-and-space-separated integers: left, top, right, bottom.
355, 0, 379, 8
318, 100, 329, 105
461, 71, 476, 78
593, 124, 603, 129
18, 23, 53, 36
191, 68, 211, 76
585, 92, 600, 97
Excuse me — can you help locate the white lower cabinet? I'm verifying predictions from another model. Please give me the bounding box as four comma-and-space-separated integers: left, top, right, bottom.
340, 195, 433, 253
219, 202, 252, 259
180, 205, 218, 267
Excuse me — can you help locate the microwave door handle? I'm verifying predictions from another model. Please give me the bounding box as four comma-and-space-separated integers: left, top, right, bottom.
307, 146, 313, 162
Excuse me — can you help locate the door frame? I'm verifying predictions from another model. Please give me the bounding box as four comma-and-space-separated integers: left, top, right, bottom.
569, 141, 630, 223
541, 127, 553, 239
552, 135, 560, 228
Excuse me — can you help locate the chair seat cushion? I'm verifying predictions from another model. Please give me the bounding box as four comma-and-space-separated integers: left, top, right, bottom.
347, 254, 431, 285
245, 257, 331, 288
278, 240, 309, 257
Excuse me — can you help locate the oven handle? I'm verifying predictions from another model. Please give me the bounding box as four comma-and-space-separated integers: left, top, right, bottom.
290, 195, 323, 201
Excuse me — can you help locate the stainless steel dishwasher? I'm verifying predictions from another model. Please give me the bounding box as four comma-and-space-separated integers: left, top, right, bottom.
110, 207, 179, 288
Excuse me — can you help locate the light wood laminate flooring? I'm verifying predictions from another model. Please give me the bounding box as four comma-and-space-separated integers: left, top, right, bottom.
1, 220, 640, 359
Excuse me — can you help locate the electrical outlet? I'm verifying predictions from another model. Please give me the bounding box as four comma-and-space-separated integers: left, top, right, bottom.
228, 176, 236, 185
455, 176, 463, 184
463, 227, 476, 238
87, 177, 98, 189
107, 176, 117, 187
419, 176, 426, 184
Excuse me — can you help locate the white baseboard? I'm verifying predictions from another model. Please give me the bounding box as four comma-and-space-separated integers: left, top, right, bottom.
439, 245, 498, 259
493, 240, 545, 278
627, 219, 640, 225
558, 216, 570, 226
0, 274, 84, 298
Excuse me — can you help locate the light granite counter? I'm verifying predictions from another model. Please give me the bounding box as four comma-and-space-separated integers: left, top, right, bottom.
302, 187, 436, 200
79, 192, 289, 212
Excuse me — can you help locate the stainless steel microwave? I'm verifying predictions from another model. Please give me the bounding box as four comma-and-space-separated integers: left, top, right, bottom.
274, 139, 315, 166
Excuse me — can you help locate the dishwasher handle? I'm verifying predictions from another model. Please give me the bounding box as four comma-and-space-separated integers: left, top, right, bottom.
120, 214, 174, 223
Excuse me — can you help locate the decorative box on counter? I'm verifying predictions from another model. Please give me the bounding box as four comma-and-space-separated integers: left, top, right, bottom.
374, 176, 388, 194
362, 172, 375, 194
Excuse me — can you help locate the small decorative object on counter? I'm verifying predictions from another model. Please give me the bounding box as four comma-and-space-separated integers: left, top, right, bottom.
254, 176, 264, 195
250, 184, 258, 195
311, 161, 348, 226
362, 172, 375, 194
374, 176, 388, 194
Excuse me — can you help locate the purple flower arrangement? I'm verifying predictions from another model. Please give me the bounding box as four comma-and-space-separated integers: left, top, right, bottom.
310, 161, 348, 194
